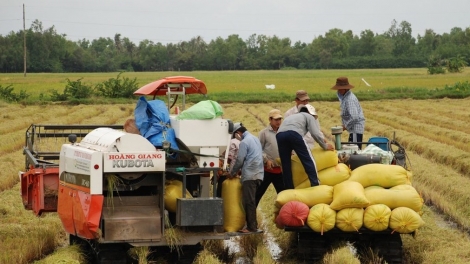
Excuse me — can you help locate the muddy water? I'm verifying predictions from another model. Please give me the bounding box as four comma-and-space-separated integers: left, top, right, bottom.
224, 227, 282, 262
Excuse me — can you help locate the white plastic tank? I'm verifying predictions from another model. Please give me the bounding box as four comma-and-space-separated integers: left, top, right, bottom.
78, 127, 157, 152
341, 144, 359, 154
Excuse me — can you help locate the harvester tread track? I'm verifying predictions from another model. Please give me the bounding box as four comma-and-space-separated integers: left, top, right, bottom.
70, 235, 132, 264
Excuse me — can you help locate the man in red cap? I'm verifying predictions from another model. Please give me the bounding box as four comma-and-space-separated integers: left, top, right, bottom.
331, 77, 365, 149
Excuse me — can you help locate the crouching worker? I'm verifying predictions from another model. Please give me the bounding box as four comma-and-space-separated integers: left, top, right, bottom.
276, 104, 334, 189
229, 125, 264, 233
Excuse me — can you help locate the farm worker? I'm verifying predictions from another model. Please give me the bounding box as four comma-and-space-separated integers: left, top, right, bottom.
229, 125, 264, 233
331, 77, 365, 149
284, 90, 325, 149
276, 104, 335, 189
284, 90, 315, 149
255, 109, 286, 207
216, 122, 241, 197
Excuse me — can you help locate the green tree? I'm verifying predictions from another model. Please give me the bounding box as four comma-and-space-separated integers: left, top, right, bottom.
446, 55, 467, 73
243, 34, 260, 69
265, 35, 292, 69
290, 41, 308, 69
188, 36, 209, 70
416, 29, 440, 56
427, 55, 446, 74
225, 34, 246, 70
89, 37, 117, 71
385, 20, 416, 56
26, 19, 69, 72
358, 30, 377, 56
0, 31, 24, 72
311, 28, 350, 61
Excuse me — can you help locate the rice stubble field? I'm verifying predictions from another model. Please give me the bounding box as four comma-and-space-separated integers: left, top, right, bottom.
2, 68, 470, 263
1, 96, 470, 263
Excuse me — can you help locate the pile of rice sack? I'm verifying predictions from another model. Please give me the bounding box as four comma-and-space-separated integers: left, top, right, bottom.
275, 148, 424, 234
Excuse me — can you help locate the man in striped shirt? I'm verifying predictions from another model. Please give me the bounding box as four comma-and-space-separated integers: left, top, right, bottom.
331, 77, 366, 149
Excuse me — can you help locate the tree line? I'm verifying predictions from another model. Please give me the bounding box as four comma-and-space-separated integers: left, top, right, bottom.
0, 19, 469, 73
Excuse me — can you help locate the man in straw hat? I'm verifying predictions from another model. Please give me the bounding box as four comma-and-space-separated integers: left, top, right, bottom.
331, 77, 365, 149
276, 104, 334, 189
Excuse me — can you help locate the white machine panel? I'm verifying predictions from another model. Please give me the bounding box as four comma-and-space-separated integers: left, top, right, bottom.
103, 151, 166, 173
169, 117, 231, 157
59, 145, 104, 194
198, 147, 220, 168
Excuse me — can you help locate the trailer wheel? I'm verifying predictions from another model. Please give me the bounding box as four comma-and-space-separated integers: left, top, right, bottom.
356, 233, 403, 264
296, 232, 330, 262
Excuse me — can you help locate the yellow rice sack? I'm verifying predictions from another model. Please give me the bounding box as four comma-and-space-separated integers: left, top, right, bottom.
222, 178, 245, 232
289, 148, 339, 188
330, 181, 370, 211
336, 208, 364, 232
389, 207, 425, 234
275, 185, 334, 208
295, 178, 311, 189
164, 180, 193, 213
365, 185, 423, 213
307, 203, 336, 234
363, 204, 391, 231
310, 148, 339, 171
318, 163, 351, 186
390, 184, 415, 191
294, 165, 350, 189
349, 164, 411, 188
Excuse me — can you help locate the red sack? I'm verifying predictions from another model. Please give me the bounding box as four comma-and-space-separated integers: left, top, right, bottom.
278, 201, 309, 227
275, 213, 284, 229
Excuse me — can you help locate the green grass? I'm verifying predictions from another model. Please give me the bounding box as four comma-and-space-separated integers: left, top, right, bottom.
1, 68, 470, 103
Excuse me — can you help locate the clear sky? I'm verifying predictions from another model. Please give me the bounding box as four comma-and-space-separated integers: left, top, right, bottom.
1, 0, 469, 45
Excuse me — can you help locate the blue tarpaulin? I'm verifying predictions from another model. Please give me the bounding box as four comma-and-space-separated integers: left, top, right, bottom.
134, 96, 179, 152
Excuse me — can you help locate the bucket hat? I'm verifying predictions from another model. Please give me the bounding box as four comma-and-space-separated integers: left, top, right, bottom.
331, 77, 354, 90
295, 90, 310, 101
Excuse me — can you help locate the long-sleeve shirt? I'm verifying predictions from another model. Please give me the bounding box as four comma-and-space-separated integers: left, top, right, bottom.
258, 125, 281, 173
227, 138, 240, 168
230, 131, 264, 182
338, 90, 365, 133
284, 105, 324, 148
278, 112, 328, 150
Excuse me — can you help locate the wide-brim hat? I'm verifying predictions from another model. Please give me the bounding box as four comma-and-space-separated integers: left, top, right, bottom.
331, 77, 354, 90
297, 104, 317, 117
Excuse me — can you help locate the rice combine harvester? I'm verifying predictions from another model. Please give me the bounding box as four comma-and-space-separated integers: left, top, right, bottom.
20, 76, 243, 263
